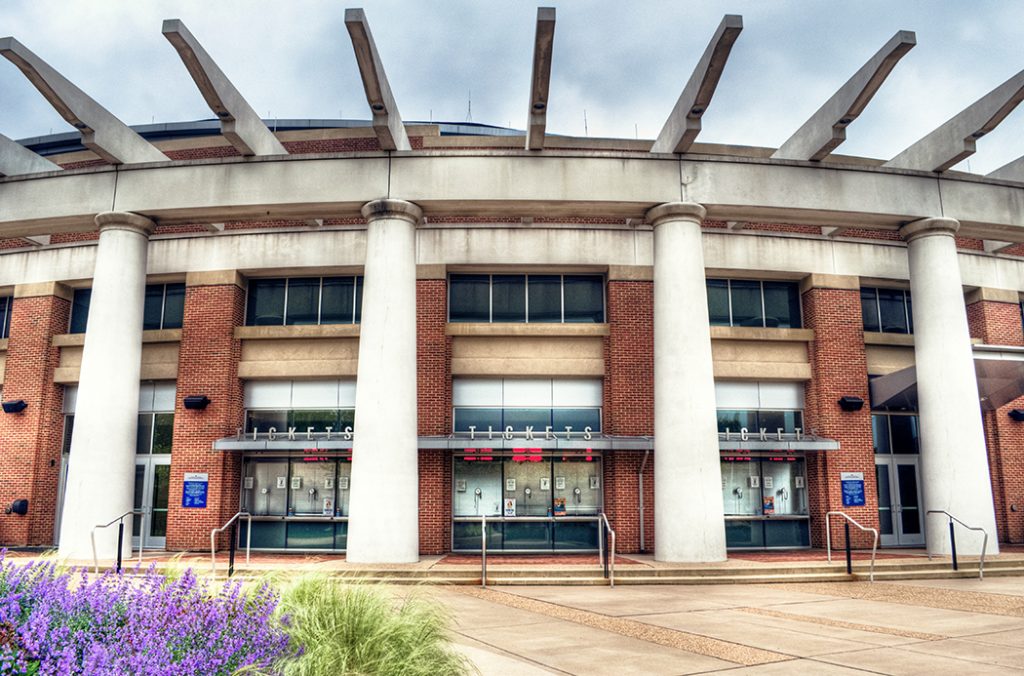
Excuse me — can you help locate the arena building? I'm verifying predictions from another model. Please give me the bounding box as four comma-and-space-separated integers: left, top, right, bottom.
1, 11, 1023, 563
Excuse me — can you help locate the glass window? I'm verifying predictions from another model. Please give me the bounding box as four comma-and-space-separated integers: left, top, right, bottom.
504, 456, 552, 517
245, 409, 289, 433
717, 409, 754, 433
449, 274, 605, 323
449, 274, 491, 322
552, 457, 600, 516
706, 280, 801, 328
552, 408, 601, 433
152, 413, 174, 454
143, 284, 185, 330
872, 415, 891, 454
862, 287, 912, 334
69, 288, 92, 334
247, 277, 362, 327
721, 458, 760, 515
872, 413, 919, 454
453, 458, 502, 516
757, 410, 803, 434
0, 296, 10, 339
861, 288, 880, 332
491, 275, 526, 323
707, 280, 730, 326
288, 459, 337, 516
528, 275, 562, 322
284, 278, 320, 326
162, 284, 185, 329
502, 408, 551, 431
136, 414, 153, 455
453, 408, 503, 433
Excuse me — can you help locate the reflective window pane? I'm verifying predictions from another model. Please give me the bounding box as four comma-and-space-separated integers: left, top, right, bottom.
285, 278, 320, 326
730, 281, 763, 327
717, 409, 754, 433
354, 276, 363, 324
247, 279, 285, 326
449, 274, 490, 322
503, 408, 551, 431
889, 415, 919, 454
563, 276, 604, 323
504, 457, 551, 516
162, 284, 185, 329
453, 408, 503, 433
707, 280, 731, 326
453, 458, 502, 516
136, 414, 153, 454
897, 463, 921, 534
245, 409, 289, 433
527, 275, 562, 322
552, 457, 600, 515
552, 408, 601, 433
877, 289, 908, 334
151, 464, 170, 537
872, 415, 891, 454
289, 409, 341, 433
720, 458, 760, 515
288, 460, 337, 516
876, 464, 894, 535
861, 288, 880, 332
763, 282, 801, 329
491, 275, 526, 322
321, 277, 355, 324
69, 288, 91, 334
152, 413, 173, 454
143, 286, 165, 331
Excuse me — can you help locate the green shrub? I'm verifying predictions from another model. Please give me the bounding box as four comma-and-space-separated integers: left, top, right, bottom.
271, 577, 473, 676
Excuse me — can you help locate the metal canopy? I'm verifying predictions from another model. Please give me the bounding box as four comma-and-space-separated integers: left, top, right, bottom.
870, 348, 1024, 411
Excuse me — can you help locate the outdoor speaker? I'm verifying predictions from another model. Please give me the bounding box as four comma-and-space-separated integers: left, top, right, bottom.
1, 400, 28, 414
183, 395, 211, 410
837, 396, 865, 412
1009, 409, 1024, 422
9, 499, 28, 516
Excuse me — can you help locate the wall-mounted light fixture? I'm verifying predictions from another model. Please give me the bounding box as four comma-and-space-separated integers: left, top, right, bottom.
1008, 409, 1024, 422
183, 395, 211, 410
5, 499, 28, 515
1, 400, 28, 414
837, 396, 865, 412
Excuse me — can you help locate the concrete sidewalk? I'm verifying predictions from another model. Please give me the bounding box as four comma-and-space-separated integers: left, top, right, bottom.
435, 577, 1024, 674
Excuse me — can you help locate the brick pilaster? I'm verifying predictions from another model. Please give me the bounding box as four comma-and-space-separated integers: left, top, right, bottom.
0, 286, 70, 546
165, 277, 245, 550
801, 278, 878, 548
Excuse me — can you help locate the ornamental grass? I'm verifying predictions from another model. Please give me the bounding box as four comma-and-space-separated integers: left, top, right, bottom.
0, 553, 472, 676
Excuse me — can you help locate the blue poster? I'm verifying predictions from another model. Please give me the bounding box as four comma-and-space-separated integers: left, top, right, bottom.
182, 472, 209, 508
840, 472, 865, 507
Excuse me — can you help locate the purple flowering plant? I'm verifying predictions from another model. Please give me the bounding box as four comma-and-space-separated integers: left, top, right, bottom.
0, 552, 292, 675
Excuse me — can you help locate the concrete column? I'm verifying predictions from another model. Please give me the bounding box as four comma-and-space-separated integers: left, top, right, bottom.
647, 202, 726, 562
58, 212, 154, 561
346, 199, 421, 563
901, 217, 999, 556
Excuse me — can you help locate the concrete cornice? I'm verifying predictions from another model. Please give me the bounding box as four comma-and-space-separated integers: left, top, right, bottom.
965, 287, 1021, 305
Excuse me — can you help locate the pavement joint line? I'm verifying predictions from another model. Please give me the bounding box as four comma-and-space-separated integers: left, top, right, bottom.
456, 587, 794, 666
737, 606, 947, 641
764, 581, 1024, 618
452, 631, 571, 675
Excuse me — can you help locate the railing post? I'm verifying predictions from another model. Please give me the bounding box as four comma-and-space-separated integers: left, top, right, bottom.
228, 522, 237, 578
844, 521, 852, 575
116, 520, 125, 573
949, 518, 958, 572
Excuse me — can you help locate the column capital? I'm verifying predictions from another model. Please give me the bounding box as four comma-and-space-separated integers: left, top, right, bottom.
361, 198, 423, 224
899, 216, 959, 242
95, 211, 155, 237
645, 201, 706, 227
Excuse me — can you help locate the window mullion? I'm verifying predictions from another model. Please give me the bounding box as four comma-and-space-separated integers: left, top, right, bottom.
489, 274, 494, 323
560, 274, 565, 323
523, 274, 529, 324
759, 281, 767, 328
317, 277, 324, 326
282, 279, 290, 326
727, 280, 734, 326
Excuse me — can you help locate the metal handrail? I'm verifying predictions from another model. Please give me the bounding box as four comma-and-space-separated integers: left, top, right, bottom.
210, 512, 252, 577
480, 514, 487, 588
598, 512, 616, 587
926, 510, 989, 580
91, 509, 146, 574
825, 511, 879, 582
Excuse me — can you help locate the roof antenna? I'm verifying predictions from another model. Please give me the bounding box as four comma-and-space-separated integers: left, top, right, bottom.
584, 109, 588, 136
465, 90, 473, 122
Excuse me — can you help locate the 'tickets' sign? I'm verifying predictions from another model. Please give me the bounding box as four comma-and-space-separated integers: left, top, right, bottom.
182, 472, 209, 509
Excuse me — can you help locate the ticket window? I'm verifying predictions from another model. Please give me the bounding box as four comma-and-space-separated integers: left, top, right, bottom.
552, 457, 600, 515
721, 458, 761, 516
503, 457, 551, 516
243, 460, 289, 516
760, 459, 808, 516
288, 460, 337, 516
453, 458, 502, 517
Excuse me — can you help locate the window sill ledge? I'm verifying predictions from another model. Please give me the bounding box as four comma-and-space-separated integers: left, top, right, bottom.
52, 329, 182, 347
710, 326, 814, 342
863, 332, 914, 346
446, 323, 609, 337
235, 325, 360, 340
0, 338, 7, 351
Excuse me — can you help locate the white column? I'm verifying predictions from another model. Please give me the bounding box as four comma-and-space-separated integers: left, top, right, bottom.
58, 212, 153, 561
647, 202, 726, 562
346, 198, 421, 563
901, 217, 999, 556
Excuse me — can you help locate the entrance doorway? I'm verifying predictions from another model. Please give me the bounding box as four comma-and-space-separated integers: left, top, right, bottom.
875, 456, 924, 546
133, 457, 170, 549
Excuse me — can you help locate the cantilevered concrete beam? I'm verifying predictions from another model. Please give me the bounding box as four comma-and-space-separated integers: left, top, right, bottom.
0, 131, 61, 176
345, 8, 411, 151
885, 68, 1024, 172
162, 20, 287, 157
526, 8, 556, 151
773, 31, 915, 162
0, 37, 167, 164
983, 239, 1018, 253
650, 15, 742, 154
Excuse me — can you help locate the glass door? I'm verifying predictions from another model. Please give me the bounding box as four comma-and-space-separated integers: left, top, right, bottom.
133, 457, 170, 549
875, 456, 924, 546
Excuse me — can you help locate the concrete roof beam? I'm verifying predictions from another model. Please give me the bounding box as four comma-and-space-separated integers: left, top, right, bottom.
650, 15, 743, 154
162, 20, 288, 157
526, 8, 556, 151
773, 31, 916, 162
885, 68, 1024, 172
0, 131, 61, 176
987, 155, 1024, 182
345, 8, 411, 152
0, 37, 168, 165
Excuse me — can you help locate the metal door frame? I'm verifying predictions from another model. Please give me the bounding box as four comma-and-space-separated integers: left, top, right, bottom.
875, 455, 925, 547
133, 455, 171, 549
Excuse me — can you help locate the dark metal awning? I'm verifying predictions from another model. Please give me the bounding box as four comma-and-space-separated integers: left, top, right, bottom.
870, 346, 1024, 411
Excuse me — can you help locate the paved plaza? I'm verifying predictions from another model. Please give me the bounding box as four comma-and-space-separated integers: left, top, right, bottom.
437, 577, 1024, 674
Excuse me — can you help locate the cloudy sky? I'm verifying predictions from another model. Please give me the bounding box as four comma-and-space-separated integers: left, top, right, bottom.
2, 0, 1023, 174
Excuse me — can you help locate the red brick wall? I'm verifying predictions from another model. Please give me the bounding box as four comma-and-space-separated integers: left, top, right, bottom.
418, 450, 450, 554
984, 398, 1024, 544
0, 294, 69, 546
165, 283, 245, 551
801, 286, 878, 548
967, 300, 1024, 346
603, 280, 654, 552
